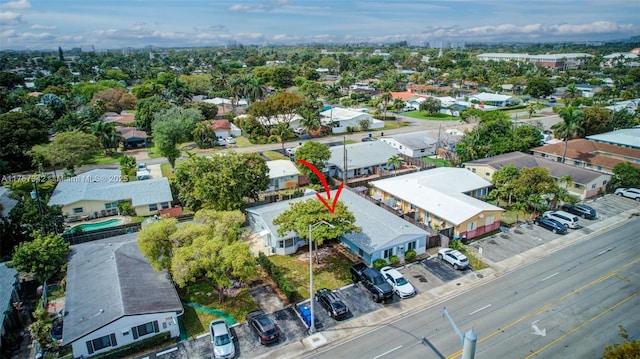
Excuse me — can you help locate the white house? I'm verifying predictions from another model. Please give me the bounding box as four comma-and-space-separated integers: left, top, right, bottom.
266, 159, 300, 192
63, 234, 183, 358
246, 189, 428, 263
48, 169, 173, 218
327, 141, 400, 180
469, 93, 512, 107
319, 107, 384, 134
380, 131, 438, 158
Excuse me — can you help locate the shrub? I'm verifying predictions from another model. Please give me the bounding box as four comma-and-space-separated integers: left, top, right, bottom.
405, 249, 417, 261
389, 255, 399, 265
257, 251, 300, 303
449, 239, 463, 251
372, 258, 387, 270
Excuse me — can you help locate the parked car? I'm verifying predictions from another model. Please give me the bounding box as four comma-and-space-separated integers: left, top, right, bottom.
437, 248, 469, 270
246, 310, 280, 345
215, 138, 227, 146
294, 127, 305, 135
561, 203, 597, 219
533, 216, 568, 234
209, 319, 235, 359
380, 266, 416, 299
543, 210, 579, 229
350, 263, 394, 303
136, 162, 151, 180
315, 288, 349, 320
614, 188, 640, 201
225, 137, 236, 145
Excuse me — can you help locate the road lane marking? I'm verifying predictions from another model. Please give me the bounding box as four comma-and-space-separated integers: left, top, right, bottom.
447, 258, 640, 359
469, 304, 492, 316
597, 247, 614, 256
373, 345, 403, 359
541, 272, 559, 281
525, 290, 639, 358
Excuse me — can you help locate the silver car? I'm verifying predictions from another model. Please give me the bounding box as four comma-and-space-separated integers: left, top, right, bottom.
210, 319, 235, 359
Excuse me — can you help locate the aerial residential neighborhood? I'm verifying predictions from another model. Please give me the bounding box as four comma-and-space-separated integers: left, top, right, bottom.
1, 2, 640, 358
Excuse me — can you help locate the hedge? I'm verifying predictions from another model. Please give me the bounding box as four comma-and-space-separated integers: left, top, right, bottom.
257, 252, 300, 303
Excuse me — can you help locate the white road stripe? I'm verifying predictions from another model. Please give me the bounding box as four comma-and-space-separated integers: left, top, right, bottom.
541, 272, 559, 281
373, 345, 403, 359
469, 303, 492, 316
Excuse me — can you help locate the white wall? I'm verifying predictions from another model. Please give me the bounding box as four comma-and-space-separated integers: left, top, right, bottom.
71, 312, 180, 358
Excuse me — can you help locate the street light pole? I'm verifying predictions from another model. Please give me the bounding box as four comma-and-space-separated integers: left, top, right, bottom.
309, 220, 335, 334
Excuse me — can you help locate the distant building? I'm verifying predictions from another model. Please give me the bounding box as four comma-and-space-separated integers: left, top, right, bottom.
585, 127, 640, 149
380, 131, 439, 158
476, 53, 593, 70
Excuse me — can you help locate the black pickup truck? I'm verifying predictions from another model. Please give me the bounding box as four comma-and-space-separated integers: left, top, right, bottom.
350, 263, 394, 303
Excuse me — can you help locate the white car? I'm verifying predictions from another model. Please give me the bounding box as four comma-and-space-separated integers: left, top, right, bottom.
614, 187, 640, 201
225, 137, 236, 145
437, 248, 469, 270
380, 266, 416, 299
210, 319, 235, 358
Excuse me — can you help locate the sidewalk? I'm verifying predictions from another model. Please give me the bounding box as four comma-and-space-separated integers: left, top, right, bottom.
255, 207, 640, 359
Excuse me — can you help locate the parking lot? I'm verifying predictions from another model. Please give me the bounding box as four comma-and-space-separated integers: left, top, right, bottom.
137, 194, 637, 359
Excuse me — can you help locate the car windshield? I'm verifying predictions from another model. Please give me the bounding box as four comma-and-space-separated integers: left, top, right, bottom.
332, 301, 346, 312
373, 276, 386, 285
396, 277, 408, 286
214, 333, 231, 346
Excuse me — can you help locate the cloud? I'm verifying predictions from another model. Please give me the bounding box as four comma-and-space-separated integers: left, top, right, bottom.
0, 11, 25, 26
228, 0, 290, 12
1, 0, 31, 10
30, 24, 56, 30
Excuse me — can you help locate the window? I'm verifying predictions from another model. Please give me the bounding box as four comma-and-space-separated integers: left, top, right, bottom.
132, 321, 159, 339
72, 207, 84, 214
104, 202, 118, 210
161, 202, 170, 209
485, 172, 490, 177
603, 180, 608, 185
86, 334, 116, 354
592, 184, 596, 189
472, 168, 476, 173
383, 248, 393, 258
148, 203, 158, 211
485, 215, 495, 226
467, 221, 477, 231
407, 241, 416, 251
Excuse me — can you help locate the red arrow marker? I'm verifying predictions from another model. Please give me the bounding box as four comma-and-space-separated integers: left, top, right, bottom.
297, 159, 344, 213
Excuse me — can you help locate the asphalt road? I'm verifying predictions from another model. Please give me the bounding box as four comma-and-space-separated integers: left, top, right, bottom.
307, 217, 640, 359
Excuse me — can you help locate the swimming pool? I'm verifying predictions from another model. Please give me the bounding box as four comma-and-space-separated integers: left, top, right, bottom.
65, 218, 123, 234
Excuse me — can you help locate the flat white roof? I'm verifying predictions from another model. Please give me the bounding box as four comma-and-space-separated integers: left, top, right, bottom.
267, 159, 300, 178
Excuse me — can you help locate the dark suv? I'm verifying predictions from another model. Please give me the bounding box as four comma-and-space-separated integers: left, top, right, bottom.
315, 288, 349, 320
561, 203, 596, 219
246, 310, 280, 345
351, 263, 394, 303
533, 216, 568, 234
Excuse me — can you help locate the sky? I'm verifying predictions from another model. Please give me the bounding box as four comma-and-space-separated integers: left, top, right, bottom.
1, 0, 639, 51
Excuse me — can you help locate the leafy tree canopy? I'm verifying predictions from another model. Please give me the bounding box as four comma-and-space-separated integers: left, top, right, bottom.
0, 111, 50, 173
294, 141, 331, 185
134, 96, 172, 133
10, 231, 69, 284
608, 162, 640, 191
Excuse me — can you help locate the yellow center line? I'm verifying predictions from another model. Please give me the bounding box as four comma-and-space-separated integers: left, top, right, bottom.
447, 257, 640, 359
525, 290, 639, 358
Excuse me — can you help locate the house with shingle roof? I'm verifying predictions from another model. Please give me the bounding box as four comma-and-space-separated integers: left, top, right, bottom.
116, 126, 148, 149
464, 151, 611, 199
48, 169, 173, 218
370, 168, 503, 240
531, 139, 640, 175
380, 131, 439, 157
246, 189, 428, 263
327, 141, 400, 180
63, 234, 183, 358
0, 262, 20, 352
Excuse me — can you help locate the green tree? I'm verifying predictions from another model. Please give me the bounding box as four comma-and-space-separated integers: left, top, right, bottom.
5, 179, 63, 236
379, 92, 393, 119
188, 101, 218, 120
134, 97, 172, 133
48, 130, 100, 175
91, 87, 137, 113
172, 152, 269, 211
564, 83, 579, 106
602, 325, 640, 359
525, 76, 554, 98
137, 218, 179, 272
273, 198, 358, 263
192, 120, 218, 148
490, 164, 520, 205
0, 112, 50, 173
270, 122, 293, 152
119, 155, 137, 181
10, 231, 69, 284
90, 121, 119, 154
526, 102, 543, 118
298, 99, 323, 137
387, 155, 403, 174
608, 162, 640, 191
169, 210, 256, 304
29, 306, 54, 349
552, 106, 584, 163
152, 107, 202, 169
419, 97, 442, 116
512, 167, 558, 213
294, 142, 331, 185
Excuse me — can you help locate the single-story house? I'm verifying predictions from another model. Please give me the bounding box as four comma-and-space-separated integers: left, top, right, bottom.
0, 262, 20, 352
202, 97, 248, 108
585, 126, 640, 150
208, 119, 242, 139
0, 187, 19, 219
327, 141, 400, 180
319, 107, 384, 134
469, 92, 512, 107
246, 189, 428, 264
464, 151, 612, 200
48, 169, 173, 218
380, 131, 438, 158
116, 126, 148, 149
531, 139, 640, 174
63, 234, 183, 358
370, 167, 503, 240
266, 160, 300, 192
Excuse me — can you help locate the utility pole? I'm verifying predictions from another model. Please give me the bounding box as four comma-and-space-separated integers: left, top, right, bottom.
443, 307, 477, 359
436, 125, 442, 168
342, 136, 347, 185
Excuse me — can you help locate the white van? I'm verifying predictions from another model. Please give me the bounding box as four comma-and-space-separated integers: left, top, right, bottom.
543, 210, 579, 229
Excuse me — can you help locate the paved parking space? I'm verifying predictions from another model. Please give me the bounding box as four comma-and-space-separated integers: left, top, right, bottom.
399, 261, 444, 294
421, 257, 472, 282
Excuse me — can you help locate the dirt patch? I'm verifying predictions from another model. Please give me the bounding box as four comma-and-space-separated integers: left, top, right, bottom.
248, 285, 286, 314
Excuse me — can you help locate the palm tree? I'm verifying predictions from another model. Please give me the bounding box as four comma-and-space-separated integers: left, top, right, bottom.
387, 155, 403, 175
392, 98, 405, 113
269, 122, 292, 153
247, 77, 265, 105
564, 84, 579, 106
552, 106, 584, 163
91, 121, 117, 154
379, 92, 393, 120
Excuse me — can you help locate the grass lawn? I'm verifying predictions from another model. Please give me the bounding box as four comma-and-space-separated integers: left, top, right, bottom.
262, 150, 288, 160
380, 121, 410, 131
420, 157, 452, 167
160, 163, 173, 178
146, 141, 163, 159
267, 241, 354, 300
178, 280, 260, 338
402, 111, 460, 121
86, 151, 126, 165
234, 136, 252, 147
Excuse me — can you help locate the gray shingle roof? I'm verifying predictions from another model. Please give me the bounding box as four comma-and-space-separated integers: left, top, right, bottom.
328, 141, 399, 170
385, 131, 438, 150
0, 187, 19, 218
48, 169, 172, 207
246, 189, 427, 254
63, 234, 183, 344
0, 262, 18, 330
